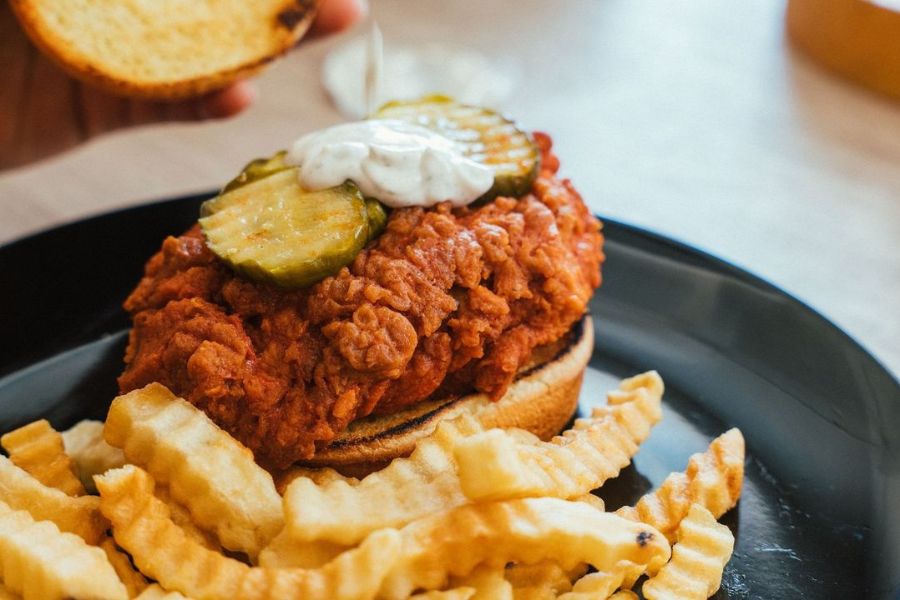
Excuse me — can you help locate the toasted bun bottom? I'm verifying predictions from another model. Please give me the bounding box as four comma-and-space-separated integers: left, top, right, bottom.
302, 315, 594, 477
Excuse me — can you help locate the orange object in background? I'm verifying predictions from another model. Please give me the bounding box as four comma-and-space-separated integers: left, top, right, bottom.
787, 0, 900, 101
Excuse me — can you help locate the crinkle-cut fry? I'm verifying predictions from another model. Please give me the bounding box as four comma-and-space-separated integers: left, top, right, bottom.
556, 570, 626, 600
285, 414, 484, 546
0, 585, 18, 600
378, 497, 670, 600
136, 584, 193, 599
409, 590, 475, 600
258, 529, 348, 568
96, 466, 401, 600
605, 370, 664, 406
101, 537, 149, 597
0, 499, 127, 600
452, 565, 513, 600
608, 592, 639, 600
642, 504, 735, 600
616, 429, 744, 543
1, 419, 85, 497
104, 383, 283, 557
62, 420, 127, 493
0, 456, 107, 544
505, 544, 606, 600
274, 466, 359, 495
504, 561, 584, 599
0, 583, 19, 600
573, 493, 605, 512
454, 371, 663, 502
154, 485, 221, 552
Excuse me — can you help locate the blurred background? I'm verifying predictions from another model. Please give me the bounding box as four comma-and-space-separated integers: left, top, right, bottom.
1, 0, 898, 376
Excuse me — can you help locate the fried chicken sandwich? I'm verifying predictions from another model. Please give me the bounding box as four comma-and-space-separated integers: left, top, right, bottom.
118, 97, 604, 473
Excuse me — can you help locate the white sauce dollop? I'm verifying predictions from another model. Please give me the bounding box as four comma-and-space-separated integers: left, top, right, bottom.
286, 120, 494, 209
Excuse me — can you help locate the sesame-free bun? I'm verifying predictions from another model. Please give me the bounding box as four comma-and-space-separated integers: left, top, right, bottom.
302, 316, 594, 477
9, 0, 318, 100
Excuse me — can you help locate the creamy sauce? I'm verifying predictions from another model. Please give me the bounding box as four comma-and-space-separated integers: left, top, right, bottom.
286, 120, 494, 208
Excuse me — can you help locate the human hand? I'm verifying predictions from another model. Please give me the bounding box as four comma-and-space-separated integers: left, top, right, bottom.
0, 0, 366, 170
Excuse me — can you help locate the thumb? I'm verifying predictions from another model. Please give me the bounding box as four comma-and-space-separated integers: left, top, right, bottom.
122, 81, 259, 125
200, 81, 259, 119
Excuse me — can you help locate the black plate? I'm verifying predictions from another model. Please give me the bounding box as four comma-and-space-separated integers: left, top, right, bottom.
1, 194, 898, 599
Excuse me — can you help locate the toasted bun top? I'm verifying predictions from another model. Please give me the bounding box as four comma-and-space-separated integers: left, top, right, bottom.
10, 0, 318, 100
302, 316, 594, 476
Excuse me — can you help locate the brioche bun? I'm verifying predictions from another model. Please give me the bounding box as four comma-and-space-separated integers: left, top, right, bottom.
9, 0, 318, 100
302, 316, 594, 477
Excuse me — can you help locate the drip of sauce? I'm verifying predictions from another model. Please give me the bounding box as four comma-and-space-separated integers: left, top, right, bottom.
286, 120, 494, 208
322, 37, 517, 120
363, 21, 383, 117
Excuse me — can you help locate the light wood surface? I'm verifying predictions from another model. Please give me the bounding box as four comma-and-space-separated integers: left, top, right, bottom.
1, 0, 898, 377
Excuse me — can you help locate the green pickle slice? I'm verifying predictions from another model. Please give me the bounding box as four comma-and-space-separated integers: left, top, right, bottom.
200, 168, 376, 288
365, 197, 388, 241
374, 95, 540, 200
220, 150, 290, 194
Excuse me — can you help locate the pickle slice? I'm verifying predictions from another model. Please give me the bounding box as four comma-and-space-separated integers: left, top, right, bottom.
200, 169, 370, 288
374, 95, 540, 200
220, 151, 290, 194
365, 198, 388, 241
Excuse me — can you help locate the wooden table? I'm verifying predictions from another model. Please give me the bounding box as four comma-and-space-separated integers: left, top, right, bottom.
1, 0, 898, 377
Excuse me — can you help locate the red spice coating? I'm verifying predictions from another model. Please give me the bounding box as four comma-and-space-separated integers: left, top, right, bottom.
118, 134, 604, 468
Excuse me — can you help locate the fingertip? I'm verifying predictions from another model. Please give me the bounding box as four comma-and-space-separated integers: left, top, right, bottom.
311, 0, 367, 36
201, 81, 258, 119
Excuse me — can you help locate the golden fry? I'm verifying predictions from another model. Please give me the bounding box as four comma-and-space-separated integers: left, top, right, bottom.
61, 420, 126, 493
0, 369, 741, 599
0, 583, 19, 600
153, 485, 221, 551
604, 369, 664, 406
0, 499, 127, 600
0, 456, 107, 544
409, 587, 475, 600
452, 565, 513, 600
409, 590, 475, 600
504, 560, 580, 599
573, 493, 605, 512
273, 466, 359, 495
557, 571, 626, 600
454, 372, 663, 502
379, 497, 670, 600
100, 537, 149, 598
1, 419, 84, 496
257, 529, 348, 568
285, 415, 483, 546
642, 504, 735, 600
135, 584, 193, 599
616, 429, 744, 543
104, 383, 282, 557
96, 466, 401, 600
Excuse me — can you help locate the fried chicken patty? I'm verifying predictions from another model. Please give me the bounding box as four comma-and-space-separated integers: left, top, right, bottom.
118, 134, 604, 468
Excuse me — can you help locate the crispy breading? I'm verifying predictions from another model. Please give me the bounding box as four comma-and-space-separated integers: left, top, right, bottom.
118, 136, 604, 468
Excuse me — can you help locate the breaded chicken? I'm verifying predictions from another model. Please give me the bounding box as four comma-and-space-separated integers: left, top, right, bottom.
118, 134, 604, 468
